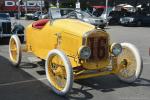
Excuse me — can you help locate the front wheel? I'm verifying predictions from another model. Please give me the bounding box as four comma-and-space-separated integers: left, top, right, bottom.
9, 35, 22, 67
45, 49, 73, 96
115, 43, 143, 83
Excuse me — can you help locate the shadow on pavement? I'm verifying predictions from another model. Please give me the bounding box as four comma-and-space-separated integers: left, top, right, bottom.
0, 55, 150, 100
74, 75, 150, 93
0, 55, 68, 100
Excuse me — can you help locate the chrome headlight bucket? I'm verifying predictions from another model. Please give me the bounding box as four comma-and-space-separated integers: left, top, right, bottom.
110, 43, 122, 56
78, 46, 91, 60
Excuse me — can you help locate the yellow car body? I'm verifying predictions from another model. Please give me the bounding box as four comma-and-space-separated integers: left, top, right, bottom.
26, 19, 110, 70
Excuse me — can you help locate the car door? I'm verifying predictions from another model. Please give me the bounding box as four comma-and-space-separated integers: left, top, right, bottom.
141, 14, 150, 24
145, 14, 150, 24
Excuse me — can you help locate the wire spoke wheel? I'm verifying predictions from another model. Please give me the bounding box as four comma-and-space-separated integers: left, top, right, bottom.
115, 43, 143, 83
118, 48, 136, 78
48, 55, 67, 90
45, 49, 73, 96
9, 35, 22, 67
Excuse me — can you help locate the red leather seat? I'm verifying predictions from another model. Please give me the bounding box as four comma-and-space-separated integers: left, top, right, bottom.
32, 19, 49, 29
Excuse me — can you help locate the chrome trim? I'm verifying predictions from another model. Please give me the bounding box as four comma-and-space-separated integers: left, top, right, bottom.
78, 46, 91, 60
82, 29, 110, 60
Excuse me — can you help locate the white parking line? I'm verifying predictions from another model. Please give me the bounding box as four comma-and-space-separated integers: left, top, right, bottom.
0, 78, 47, 87
144, 63, 150, 65
143, 57, 150, 59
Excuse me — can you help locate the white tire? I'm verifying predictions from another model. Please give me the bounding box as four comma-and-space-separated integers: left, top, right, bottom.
45, 49, 73, 96
116, 43, 143, 83
9, 35, 22, 67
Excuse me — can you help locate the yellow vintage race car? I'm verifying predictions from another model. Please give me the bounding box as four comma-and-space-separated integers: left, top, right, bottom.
9, 9, 143, 96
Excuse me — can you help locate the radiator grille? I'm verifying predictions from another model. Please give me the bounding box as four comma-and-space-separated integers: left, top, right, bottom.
87, 36, 108, 60
2, 22, 11, 33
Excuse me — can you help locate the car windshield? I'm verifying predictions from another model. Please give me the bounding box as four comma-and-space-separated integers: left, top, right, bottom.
49, 8, 74, 19
34, 11, 41, 16
62, 10, 94, 19
49, 8, 94, 19
0, 13, 10, 20
77, 11, 92, 17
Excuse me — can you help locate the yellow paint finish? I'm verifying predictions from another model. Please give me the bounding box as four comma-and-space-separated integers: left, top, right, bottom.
82, 59, 110, 70
74, 71, 112, 80
53, 19, 95, 37
25, 19, 95, 67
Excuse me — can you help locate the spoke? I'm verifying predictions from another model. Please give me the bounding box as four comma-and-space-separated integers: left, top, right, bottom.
10, 48, 17, 52
117, 47, 137, 78
47, 54, 66, 91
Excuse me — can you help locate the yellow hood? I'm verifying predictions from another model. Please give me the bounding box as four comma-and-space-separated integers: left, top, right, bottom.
52, 19, 95, 37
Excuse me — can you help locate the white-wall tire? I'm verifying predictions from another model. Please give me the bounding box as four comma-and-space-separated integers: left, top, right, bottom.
115, 43, 143, 83
9, 35, 22, 67
45, 49, 73, 96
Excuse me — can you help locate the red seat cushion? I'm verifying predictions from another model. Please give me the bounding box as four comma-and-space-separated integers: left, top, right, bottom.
32, 19, 49, 29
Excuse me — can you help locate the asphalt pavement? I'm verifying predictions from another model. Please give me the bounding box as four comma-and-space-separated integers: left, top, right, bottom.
0, 18, 150, 100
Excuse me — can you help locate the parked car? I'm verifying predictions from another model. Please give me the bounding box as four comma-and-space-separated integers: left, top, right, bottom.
120, 13, 150, 26
8, 8, 143, 96
38, 13, 49, 20
25, 11, 42, 20
0, 13, 24, 42
63, 9, 107, 28
108, 11, 132, 25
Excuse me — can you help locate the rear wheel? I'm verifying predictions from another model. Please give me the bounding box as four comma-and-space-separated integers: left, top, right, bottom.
45, 49, 73, 96
115, 43, 143, 83
9, 35, 22, 67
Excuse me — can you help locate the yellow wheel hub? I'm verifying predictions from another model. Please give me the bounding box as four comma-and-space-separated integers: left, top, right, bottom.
10, 39, 18, 62
47, 55, 67, 91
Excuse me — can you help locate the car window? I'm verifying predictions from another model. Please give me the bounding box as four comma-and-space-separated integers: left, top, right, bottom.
37, 12, 41, 14
76, 13, 82, 19
49, 8, 62, 19
74, 11, 92, 18
60, 9, 74, 16
0, 13, 10, 20
34, 12, 41, 15
109, 11, 116, 16
49, 8, 75, 19
81, 11, 92, 17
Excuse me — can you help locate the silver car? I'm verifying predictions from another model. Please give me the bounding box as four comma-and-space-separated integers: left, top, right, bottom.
63, 10, 107, 28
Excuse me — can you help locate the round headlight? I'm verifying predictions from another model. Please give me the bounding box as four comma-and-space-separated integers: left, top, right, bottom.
79, 46, 91, 59
111, 43, 122, 56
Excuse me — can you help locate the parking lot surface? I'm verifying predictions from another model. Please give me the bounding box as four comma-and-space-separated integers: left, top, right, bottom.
0, 19, 150, 100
